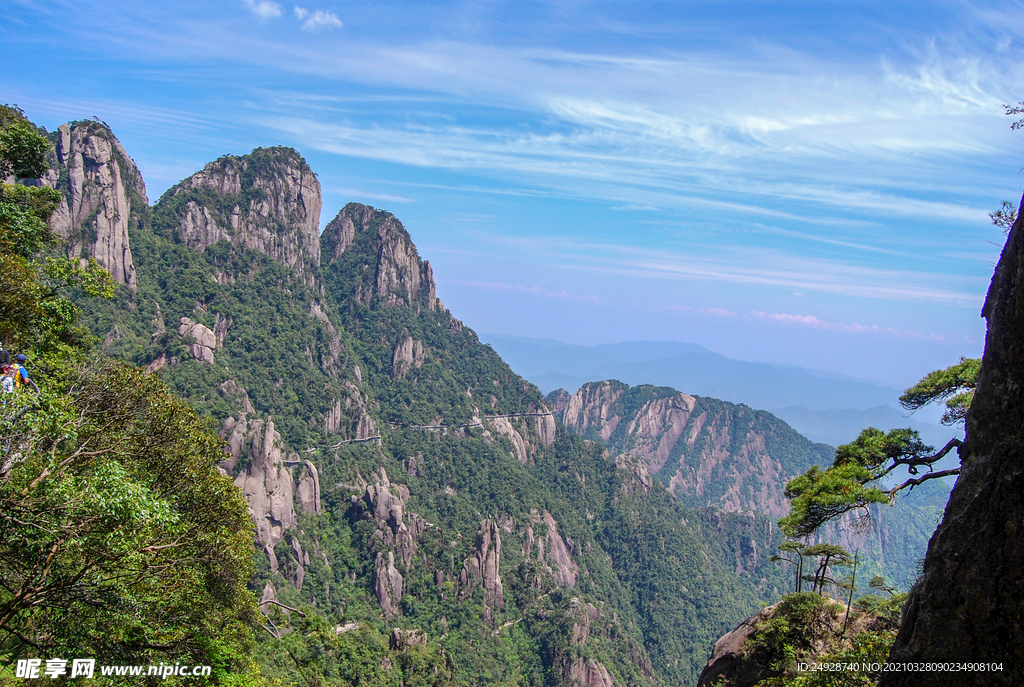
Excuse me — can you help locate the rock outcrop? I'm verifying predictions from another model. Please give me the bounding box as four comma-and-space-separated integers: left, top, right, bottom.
46, 121, 144, 289
392, 336, 425, 379
389, 628, 427, 651
564, 658, 614, 687
155, 147, 321, 277
459, 519, 504, 622
296, 460, 321, 515
558, 597, 643, 686
178, 317, 216, 364
488, 415, 530, 463
308, 300, 345, 372
222, 412, 298, 561
880, 201, 1024, 685
320, 203, 442, 311
359, 468, 431, 616
561, 380, 626, 441
553, 381, 830, 516
323, 381, 377, 439
374, 551, 404, 618
524, 511, 578, 588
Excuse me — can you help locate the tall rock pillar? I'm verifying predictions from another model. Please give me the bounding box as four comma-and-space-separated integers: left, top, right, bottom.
47, 121, 145, 290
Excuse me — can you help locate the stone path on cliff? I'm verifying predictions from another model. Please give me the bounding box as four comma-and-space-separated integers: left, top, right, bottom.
397, 411, 554, 431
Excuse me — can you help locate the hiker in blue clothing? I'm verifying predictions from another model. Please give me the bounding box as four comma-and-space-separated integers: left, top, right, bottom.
12, 354, 39, 395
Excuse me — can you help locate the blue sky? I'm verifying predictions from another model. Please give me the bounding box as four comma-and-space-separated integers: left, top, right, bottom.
3, 0, 1023, 386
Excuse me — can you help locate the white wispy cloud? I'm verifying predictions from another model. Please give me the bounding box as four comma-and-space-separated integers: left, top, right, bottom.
326, 187, 413, 203
747, 311, 947, 341
473, 233, 988, 307
451, 280, 602, 304
242, 0, 282, 20
293, 6, 342, 30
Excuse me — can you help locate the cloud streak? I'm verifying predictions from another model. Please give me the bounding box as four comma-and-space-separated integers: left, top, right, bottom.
747, 310, 947, 341
474, 233, 988, 307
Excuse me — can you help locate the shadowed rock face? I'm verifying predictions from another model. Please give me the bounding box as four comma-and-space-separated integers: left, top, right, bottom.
46, 121, 145, 289
697, 605, 774, 687
880, 205, 1024, 686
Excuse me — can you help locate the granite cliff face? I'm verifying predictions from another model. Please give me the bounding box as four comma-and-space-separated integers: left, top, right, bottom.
45, 121, 145, 289
154, 147, 322, 278
880, 203, 1024, 686
321, 203, 440, 311
553, 380, 831, 516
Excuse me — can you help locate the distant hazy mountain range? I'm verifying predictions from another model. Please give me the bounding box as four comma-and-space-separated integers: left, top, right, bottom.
480, 334, 961, 450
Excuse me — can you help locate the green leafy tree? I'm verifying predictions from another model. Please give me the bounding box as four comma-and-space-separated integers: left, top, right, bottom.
780, 426, 961, 538
799, 544, 852, 596
1, 362, 261, 672
0, 105, 50, 180
770, 541, 808, 594
868, 575, 896, 597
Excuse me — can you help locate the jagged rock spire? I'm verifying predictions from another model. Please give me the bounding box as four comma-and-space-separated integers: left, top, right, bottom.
46, 121, 145, 290
321, 203, 441, 311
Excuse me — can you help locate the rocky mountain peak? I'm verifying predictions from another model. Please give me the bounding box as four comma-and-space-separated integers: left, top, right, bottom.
154, 147, 321, 277
45, 120, 146, 290
321, 203, 440, 311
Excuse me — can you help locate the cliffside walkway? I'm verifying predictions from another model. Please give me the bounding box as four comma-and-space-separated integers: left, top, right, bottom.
396, 411, 554, 431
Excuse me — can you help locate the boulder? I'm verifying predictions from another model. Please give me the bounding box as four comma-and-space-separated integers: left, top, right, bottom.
178, 317, 216, 364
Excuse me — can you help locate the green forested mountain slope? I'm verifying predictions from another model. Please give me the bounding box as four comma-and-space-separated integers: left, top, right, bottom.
47, 121, 807, 686
547, 380, 949, 598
